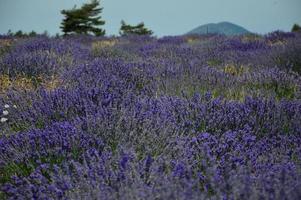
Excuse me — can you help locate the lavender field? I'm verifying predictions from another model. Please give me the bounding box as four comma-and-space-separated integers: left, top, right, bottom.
0, 32, 301, 199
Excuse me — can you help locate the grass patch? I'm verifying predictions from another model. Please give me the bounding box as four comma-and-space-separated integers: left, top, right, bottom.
223, 64, 249, 76
207, 59, 222, 67
0, 148, 83, 185
248, 82, 297, 100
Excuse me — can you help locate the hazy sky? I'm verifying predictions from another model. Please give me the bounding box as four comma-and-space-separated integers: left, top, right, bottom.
0, 0, 300, 36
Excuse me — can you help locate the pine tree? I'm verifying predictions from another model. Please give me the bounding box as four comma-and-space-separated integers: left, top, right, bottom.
292, 24, 301, 32
28, 31, 37, 37
119, 20, 153, 36
60, 0, 105, 36
14, 30, 24, 37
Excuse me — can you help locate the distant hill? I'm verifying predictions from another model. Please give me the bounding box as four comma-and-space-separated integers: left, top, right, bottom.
186, 22, 251, 36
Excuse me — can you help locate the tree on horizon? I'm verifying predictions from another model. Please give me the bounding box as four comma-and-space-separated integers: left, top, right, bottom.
60, 0, 105, 36
119, 20, 153, 36
292, 24, 301, 32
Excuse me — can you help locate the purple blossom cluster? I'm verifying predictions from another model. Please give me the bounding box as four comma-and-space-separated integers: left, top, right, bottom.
0, 32, 301, 199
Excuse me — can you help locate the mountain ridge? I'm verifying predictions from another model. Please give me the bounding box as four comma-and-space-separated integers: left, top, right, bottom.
187, 22, 251, 36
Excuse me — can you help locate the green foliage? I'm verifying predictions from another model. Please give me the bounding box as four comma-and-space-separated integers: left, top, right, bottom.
292, 24, 301, 32
0, 162, 34, 184
119, 20, 153, 36
248, 82, 296, 100
28, 31, 37, 37
0, 148, 82, 185
35, 118, 46, 129
6, 29, 13, 36
5, 30, 39, 37
10, 121, 31, 133
14, 30, 24, 37
60, 0, 105, 36
207, 59, 222, 67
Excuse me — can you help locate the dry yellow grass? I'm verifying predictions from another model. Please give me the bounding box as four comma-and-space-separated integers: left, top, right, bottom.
224, 64, 249, 76
185, 36, 201, 44
0, 74, 62, 94
0, 75, 10, 91
41, 75, 63, 91
92, 39, 117, 49
91, 39, 118, 56
0, 74, 35, 93
187, 38, 199, 44
0, 39, 14, 47
241, 35, 262, 43
267, 40, 286, 46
